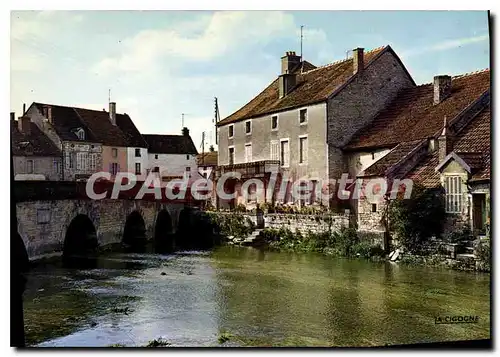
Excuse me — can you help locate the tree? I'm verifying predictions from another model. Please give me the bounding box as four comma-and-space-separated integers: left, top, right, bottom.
384, 184, 446, 253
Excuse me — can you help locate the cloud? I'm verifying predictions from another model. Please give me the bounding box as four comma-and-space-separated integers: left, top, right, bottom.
92, 11, 297, 75
400, 34, 489, 58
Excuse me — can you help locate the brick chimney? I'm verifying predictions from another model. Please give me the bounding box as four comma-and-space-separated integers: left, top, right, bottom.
438, 116, 453, 163
10, 112, 15, 121
182, 127, 189, 136
279, 51, 300, 98
353, 48, 364, 75
434, 75, 452, 105
109, 102, 117, 125
18, 115, 31, 136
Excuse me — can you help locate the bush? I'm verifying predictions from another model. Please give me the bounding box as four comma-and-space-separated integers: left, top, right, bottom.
445, 225, 472, 243
208, 213, 254, 239
475, 239, 490, 272
385, 184, 446, 254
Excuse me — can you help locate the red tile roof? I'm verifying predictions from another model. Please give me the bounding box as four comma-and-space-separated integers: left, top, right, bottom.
197, 151, 218, 166
217, 46, 392, 126
405, 104, 490, 186
346, 69, 490, 150
361, 139, 424, 177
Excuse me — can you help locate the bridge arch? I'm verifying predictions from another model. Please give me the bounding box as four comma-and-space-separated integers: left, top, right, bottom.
154, 209, 175, 252
123, 210, 147, 249
63, 214, 98, 258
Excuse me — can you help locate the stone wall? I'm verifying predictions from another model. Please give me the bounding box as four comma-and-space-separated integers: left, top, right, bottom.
263, 213, 350, 235
13, 155, 62, 181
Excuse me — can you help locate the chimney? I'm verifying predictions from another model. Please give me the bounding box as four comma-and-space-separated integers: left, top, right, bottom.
109, 102, 117, 125
182, 127, 189, 136
434, 75, 452, 105
279, 51, 300, 98
18, 115, 31, 136
438, 116, 453, 162
281, 51, 301, 75
10, 112, 15, 122
22, 103, 26, 115
353, 48, 364, 75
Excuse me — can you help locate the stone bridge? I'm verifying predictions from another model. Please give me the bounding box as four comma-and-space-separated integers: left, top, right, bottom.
13, 181, 204, 260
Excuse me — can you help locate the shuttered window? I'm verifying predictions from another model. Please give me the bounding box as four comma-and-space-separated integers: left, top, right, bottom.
299, 136, 308, 164
245, 144, 252, 163
280, 140, 289, 167
445, 176, 463, 213
270, 141, 279, 161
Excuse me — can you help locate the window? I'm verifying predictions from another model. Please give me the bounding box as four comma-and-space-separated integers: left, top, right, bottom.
37, 209, 51, 224
135, 163, 141, 175
89, 154, 97, 170
228, 125, 234, 138
112, 148, 118, 158
53, 160, 59, 174
76, 152, 88, 171
152, 166, 159, 173
371, 204, 377, 213
185, 166, 191, 178
245, 120, 252, 135
75, 128, 85, 140
186, 154, 190, 160
280, 139, 289, 167
270, 141, 279, 161
65, 152, 75, 169
445, 176, 463, 213
271, 115, 278, 130
299, 136, 308, 164
26, 159, 34, 174
135, 148, 141, 157
299, 108, 308, 124
109, 163, 119, 175
228, 147, 235, 165
245, 144, 252, 163
154, 154, 158, 159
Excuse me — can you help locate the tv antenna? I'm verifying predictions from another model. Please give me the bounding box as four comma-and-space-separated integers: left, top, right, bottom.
213, 97, 220, 145
181, 113, 188, 129
300, 25, 304, 61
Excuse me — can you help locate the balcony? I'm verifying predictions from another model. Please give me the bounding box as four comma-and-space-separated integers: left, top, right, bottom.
216, 160, 280, 179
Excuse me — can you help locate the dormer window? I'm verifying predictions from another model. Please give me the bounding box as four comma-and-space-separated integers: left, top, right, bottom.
299, 108, 308, 124
74, 127, 85, 140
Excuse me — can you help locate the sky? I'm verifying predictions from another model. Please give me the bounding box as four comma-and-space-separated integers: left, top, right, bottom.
10, 10, 490, 151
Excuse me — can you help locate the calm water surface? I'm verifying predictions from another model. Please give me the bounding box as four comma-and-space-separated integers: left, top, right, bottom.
23, 246, 490, 347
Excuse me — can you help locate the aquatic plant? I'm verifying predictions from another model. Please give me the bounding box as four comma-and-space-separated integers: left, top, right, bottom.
145, 338, 171, 347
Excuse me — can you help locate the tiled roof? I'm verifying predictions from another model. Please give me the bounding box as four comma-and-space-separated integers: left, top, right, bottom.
197, 151, 218, 166
143, 134, 198, 155
11, 120, 60, 157
361, 139, 424, 177
405, 105, 490, 186
31, 103, 147, 147
217, 46, 391, 126
346, 70, 490, 150
405, 151, 441, 188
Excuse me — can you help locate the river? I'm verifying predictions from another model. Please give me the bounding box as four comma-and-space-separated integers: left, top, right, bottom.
23, 246, 490, 347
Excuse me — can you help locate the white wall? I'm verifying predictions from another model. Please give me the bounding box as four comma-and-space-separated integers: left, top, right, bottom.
148, 152, 199, 181
127, 147, 149, 181
347, 148, 392, 177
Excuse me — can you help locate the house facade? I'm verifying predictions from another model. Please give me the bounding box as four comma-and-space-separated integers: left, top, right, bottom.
216, 46, 415, 209
197, 146, 218, 207
11, 112, 62, 181
345, 70, 490, 239
25, 102, 147, 181
143, 127, 199, 185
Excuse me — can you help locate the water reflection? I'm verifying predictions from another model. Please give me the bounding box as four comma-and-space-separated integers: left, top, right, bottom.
23, 246, 490, 347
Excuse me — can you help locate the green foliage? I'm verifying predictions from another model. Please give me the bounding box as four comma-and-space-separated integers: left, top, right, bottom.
385, 184, 446, 253
445, 224, 472, 243
208, 213, 255, 239
475, 240, 490, 272
261, 226, 384, 259
234, 203, 247, 213
218, 331, 232, 344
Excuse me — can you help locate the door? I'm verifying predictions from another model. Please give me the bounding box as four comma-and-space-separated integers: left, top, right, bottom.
473, 194, 486, 234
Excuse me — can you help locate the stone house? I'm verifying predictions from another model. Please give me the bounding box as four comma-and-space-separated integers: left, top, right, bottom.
345, 70, 490, 239
215, 46, 415, 209
142, 127, 199, 186
11, 112, 62, 181
25, 102, 147, 181
196, 146, 218, 207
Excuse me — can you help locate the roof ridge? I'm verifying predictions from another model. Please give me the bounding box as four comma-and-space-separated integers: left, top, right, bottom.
35, 102, 130, 116
301, 45, 387, 75
452, 68, 490, 79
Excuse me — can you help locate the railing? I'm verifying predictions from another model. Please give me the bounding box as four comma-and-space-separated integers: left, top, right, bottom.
216, 160, 280, 178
